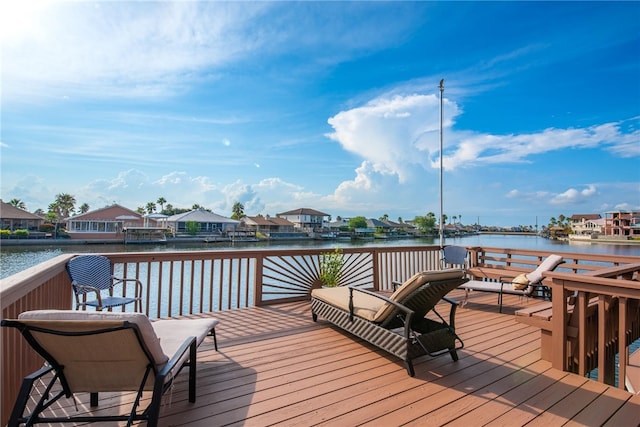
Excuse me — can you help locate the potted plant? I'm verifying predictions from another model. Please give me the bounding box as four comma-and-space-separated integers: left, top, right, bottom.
319, 247, 345, 287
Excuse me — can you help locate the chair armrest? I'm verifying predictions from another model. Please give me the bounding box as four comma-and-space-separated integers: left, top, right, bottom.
441, 296, 460, 329
442, 296, 459, 307
347, 286, 415, 338
111, 276, 144, 298
391, 280, 402, 291
157, 335, 196, 380
72, 284, 104, 306
348, 286, 414, 316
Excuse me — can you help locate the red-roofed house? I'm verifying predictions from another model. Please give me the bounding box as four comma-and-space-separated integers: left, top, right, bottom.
66, 204, 145, 240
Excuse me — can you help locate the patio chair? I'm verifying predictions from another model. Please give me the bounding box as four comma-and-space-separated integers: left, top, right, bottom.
459, 254, 564, 312
1, 309, 219, 427
311, 269, 469, 376
441, 245, 468, 269
66, 255, 143, 312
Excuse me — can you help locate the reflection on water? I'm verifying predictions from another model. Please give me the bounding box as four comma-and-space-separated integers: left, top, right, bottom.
1, 234, 639, 280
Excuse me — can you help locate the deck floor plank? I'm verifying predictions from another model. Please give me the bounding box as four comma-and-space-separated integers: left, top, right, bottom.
12, 291, 640, 426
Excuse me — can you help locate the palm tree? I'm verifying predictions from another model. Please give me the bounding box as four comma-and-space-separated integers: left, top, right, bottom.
157, 197, 167, 212
53, 193, 76, 218
231, 202, 245, 220
79, 203, 90, 213
379, 214, 389, 222
146, 202, 157, 214
558, 214, 567, 227
9, 199, 26, 209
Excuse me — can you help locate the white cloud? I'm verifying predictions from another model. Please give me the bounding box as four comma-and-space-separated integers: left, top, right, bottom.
549, 185, 598, 205
1, 2, 273, 100
328, 93, 639, 187
444, 119, 640, 169
504, 185, 599, 207
327, 93, 461, 181
2, 2, 421, 103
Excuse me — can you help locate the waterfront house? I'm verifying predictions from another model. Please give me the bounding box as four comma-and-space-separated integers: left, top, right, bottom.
570, 213, 603, 235
366, 218, 394, 237
604, 210, 640, 238
167, 208, 239, 236
66, 204, 146, 241
0, 200, 44, 232
241, 215, 300, 239
276, 207, 330, 234
382, 218, 418, 236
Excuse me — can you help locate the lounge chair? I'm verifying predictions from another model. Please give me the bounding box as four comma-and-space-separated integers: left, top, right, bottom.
1, 310, 219, 427
66, 254, 143, 311
459, 254, 564, 312
311, 269, 469, 376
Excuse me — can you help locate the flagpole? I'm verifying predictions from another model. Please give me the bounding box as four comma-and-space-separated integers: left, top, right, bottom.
439, 79, 444, 249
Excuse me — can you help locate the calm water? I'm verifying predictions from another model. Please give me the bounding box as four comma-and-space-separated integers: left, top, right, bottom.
1, 234, 639, 280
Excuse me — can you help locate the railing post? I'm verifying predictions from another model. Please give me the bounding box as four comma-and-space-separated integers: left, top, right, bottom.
254, 253, 264, 306
551, 278, 568, 370
618, 296, 628, 390
372, 248, 379, 291
577, 291, 588, 376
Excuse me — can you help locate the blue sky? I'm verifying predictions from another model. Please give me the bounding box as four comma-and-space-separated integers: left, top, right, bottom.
1, 1, 639, 227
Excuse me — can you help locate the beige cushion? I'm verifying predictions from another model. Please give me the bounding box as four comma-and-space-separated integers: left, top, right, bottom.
311, 287, 384, 321
526, 254, 563, 283
19, 310, 169, 365
312, 269, 465, 323
511, 273, 530, 290
16, 310, 218, 392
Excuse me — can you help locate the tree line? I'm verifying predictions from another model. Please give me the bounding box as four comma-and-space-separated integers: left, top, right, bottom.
7, 196, 482, 234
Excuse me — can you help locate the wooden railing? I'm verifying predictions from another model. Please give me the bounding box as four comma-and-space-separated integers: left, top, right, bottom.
467, 246, 640, 275
1, 245, 639, 424
548, 268, 640, 388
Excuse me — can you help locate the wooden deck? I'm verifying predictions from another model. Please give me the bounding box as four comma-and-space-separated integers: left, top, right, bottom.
20, 290, 640, 426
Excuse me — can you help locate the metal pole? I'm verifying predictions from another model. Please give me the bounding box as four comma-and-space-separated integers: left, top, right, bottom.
439, 79, 444, 249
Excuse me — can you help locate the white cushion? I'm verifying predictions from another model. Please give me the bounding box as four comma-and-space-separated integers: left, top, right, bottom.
526, 254, 563, 283
152, 318, 218, 359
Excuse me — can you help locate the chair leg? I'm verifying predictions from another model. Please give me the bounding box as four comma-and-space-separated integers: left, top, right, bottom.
90, 392, 98, 407
211, 328, 218, 351
188, 340, 197, 402
8, 370, 45, 427
405, 360, 415, 377
9, 365, 65, 427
